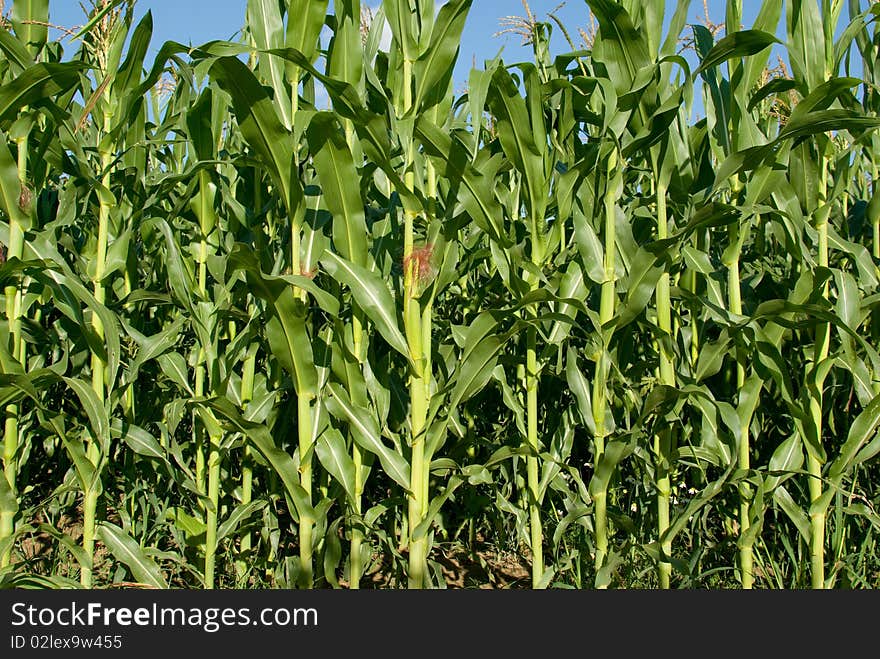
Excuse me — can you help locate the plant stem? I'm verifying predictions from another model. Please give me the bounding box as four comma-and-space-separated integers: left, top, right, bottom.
808, 158, 832, 589
873, 164, 879, 260
399, 55, 429, 589
727, 220, 753, 588
655, 180, 675, 589
204, 430, 221, 588
346, 114, 366, 590
194, 168, 213, 497
192, 168, 223, 588
526, 321, 543, 587
236, 170, 262, 584
591, 159, 619, 581
350, 440, 364, 589
298, 394, 315, 588
236, 342, 256, 584
655, 430, 672, 589
406, 265, 429, 589
1, 132, 29, 567
82, 130, 114, 588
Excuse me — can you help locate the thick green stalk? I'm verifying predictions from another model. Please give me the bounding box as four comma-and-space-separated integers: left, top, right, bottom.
346, 116, 366, 590
655, 430, 672, 589
655, 180, 675, 589
406, 287, 428, 590
291, 213, 302, 281
291, 65, 300, 129
236, 344, 256, 583
412, 154, 439, 588
0, 133, 29, 566
591, 159, 620, 580
194, 357, 206, 493
523, 151, 546, 588
397, 55, 429, 589
349, 334, 366, 589
688, 229, 704, 367
727, 222, 752, 588
405, 273, 428, 589
82, 132, 114, 588
193, 169, 223, 588
808, 160, 831, 589
298, 395, 315, 588
0, 422, 16, 569
350, 439, 364, 589
873, 164, 879, 260
204, 430, 221, 588
421, 133, 439, 533
655, 185, 674, 386
237, 171, 262, 584
289, 236, 314, 590
408, 310, 428, 589
420, 302, 432, 521
195, 170, 211, 494
525, 321, 542, 587
287, 126, 313, 587
283, 169, 313, 589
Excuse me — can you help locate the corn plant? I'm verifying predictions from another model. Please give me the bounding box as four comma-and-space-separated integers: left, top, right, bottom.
2, 0, 880, 591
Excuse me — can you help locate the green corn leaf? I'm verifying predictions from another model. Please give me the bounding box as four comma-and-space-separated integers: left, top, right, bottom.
0, 471, 18, 520
589, 437, 634, 498
487, 67, 547, 227
97, 522, 168, 589
307, 112, 368, 266
70, 0, 127, 40
264, 291, 318, 397
326, 383, 410, 491
615, 247, 664, 329
587, 0, 651, 94
123, 316, 187, 387
0, 62, 86, 122
413, 0, 472, 112
320, 251, 409, 359
216, 500, 268, 543
448, 335, 503, 410
286, 0, 330, 64
828, 393, 880, 481
156, 353, 193, 395
774, 485, 811, 543
10, 0, 49, 53
765, 434, 803, 493
111, 419, 167, 463
112, 11, 153, 102
748, 77, 798, 113
247, 0, 291, 129
787, 0, 826, 91
0, 29, 34, 71
315, 426, 358, 504
206, 399, 316, 521
63, 377, 111, 456
565, 349, 595, 435
415, 118, 509, 246
210, 56, 297, 214
0, 134, 30, 231
186, 87, 216, 161
382, 0, 419, 60
694, 30, 781, 77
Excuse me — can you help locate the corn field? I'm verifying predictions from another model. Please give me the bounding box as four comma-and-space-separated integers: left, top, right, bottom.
1, 0, 880, 590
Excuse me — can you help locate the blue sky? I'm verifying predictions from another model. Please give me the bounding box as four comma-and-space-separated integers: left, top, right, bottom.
46, 0, 756, 80
43, 0, 864, 118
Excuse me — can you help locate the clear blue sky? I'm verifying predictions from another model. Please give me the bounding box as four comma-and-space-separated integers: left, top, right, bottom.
44, 0, 863, 117
46, 0, 759, 80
